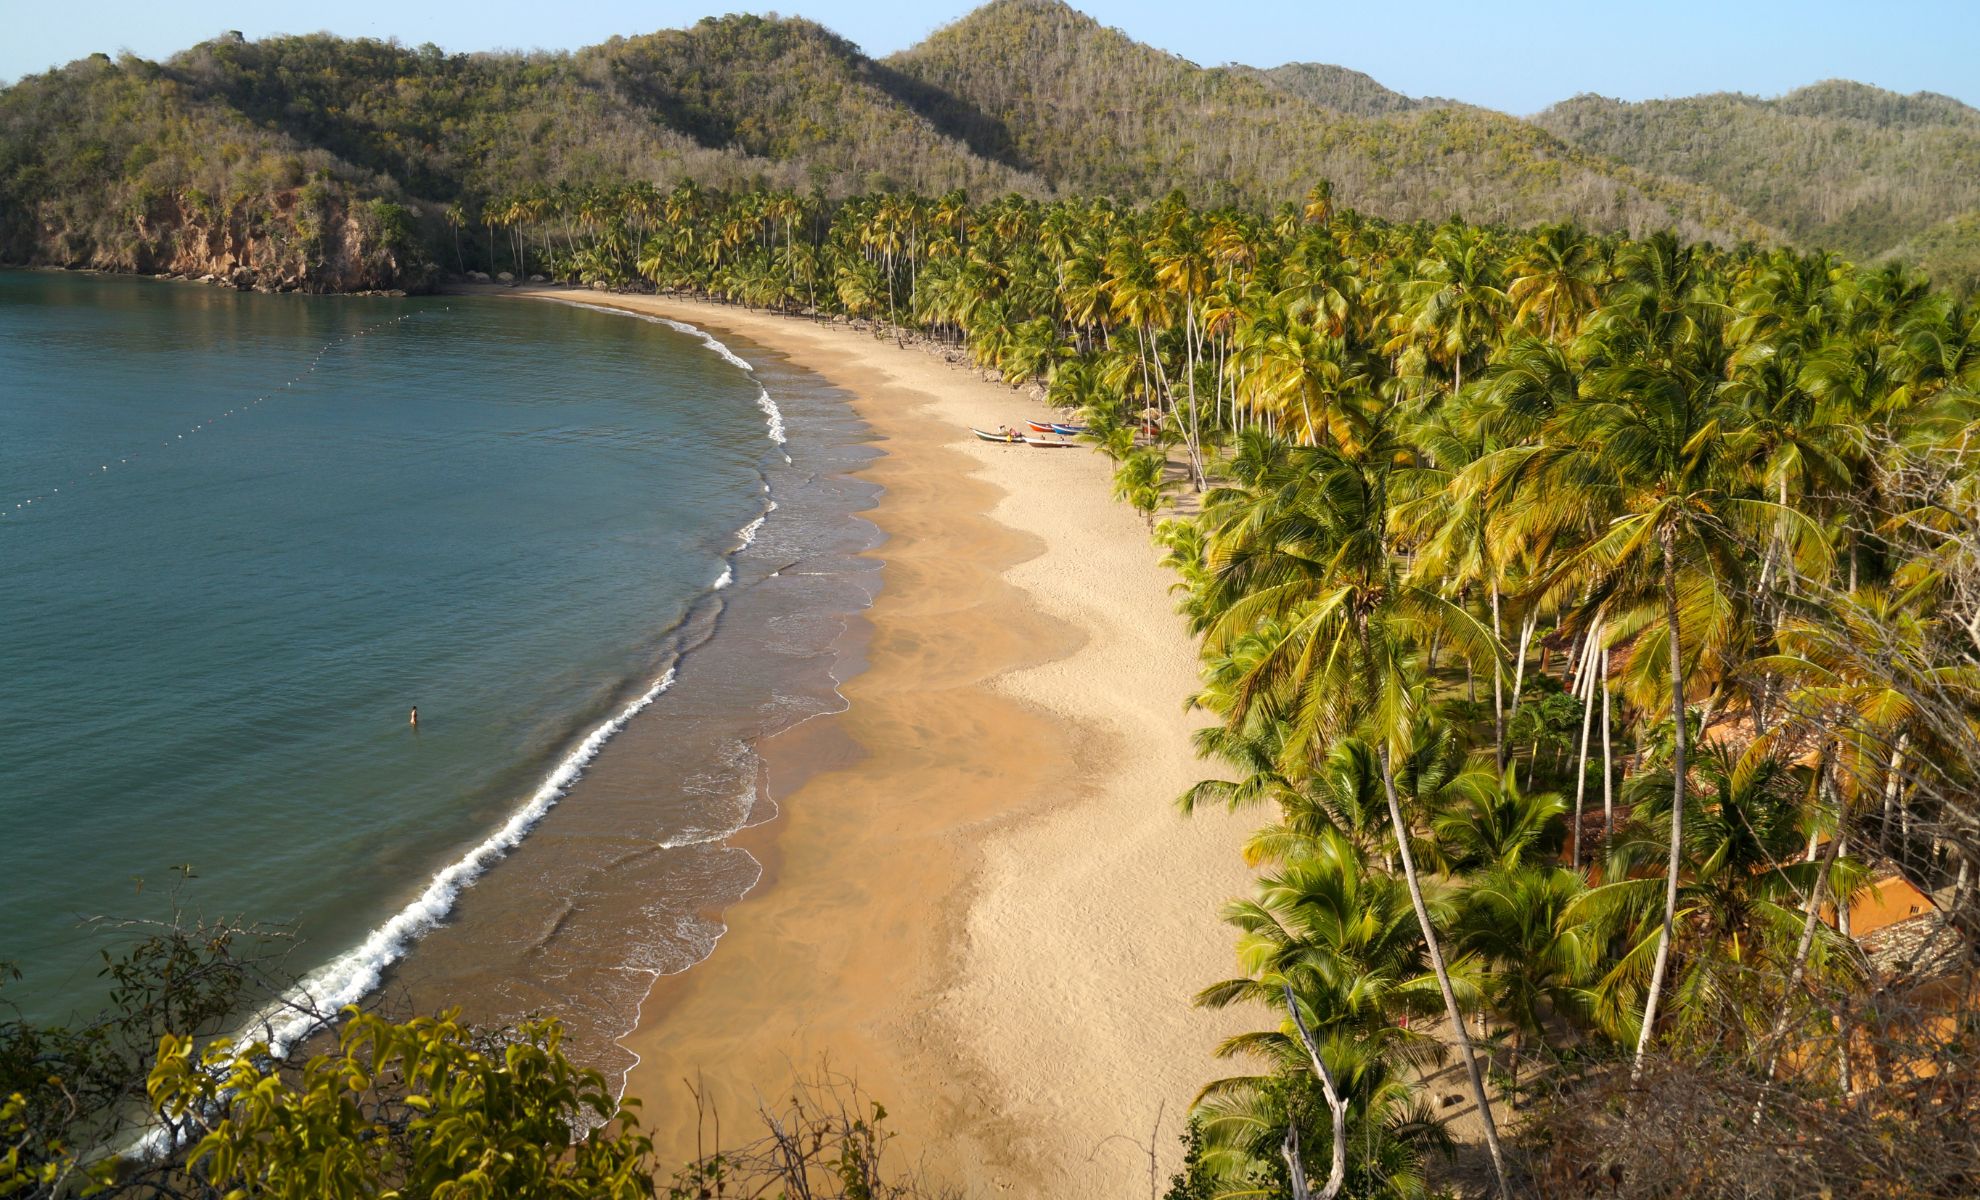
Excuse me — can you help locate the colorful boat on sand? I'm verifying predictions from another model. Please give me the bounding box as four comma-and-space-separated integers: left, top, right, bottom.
972, 427, 1080, 448
1027, 420, 1088, 436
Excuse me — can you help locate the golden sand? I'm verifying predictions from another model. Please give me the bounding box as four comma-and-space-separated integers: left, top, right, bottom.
514, 290, 1254, 1197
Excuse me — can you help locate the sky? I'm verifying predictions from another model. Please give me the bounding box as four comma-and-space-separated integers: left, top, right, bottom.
4, 0, 1976, 115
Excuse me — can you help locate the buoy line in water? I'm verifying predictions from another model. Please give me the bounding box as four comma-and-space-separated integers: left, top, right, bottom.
2, 307, 449, 521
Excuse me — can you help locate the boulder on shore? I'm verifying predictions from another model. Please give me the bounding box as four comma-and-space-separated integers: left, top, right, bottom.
495, 271, 515, 284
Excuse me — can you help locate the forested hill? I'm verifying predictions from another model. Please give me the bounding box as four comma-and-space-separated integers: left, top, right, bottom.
1535, 81, 1980, 288
884, 0, 1768, 244
1234, 62, 1451, 116
0, 18, 1048, 291
2, 0, 1975, 291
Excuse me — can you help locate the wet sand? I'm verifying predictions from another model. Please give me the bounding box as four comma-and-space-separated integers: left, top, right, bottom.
513, 290, 1255, 1197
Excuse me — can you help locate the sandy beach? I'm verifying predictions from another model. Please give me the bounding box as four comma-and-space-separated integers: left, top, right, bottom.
511, 288, 1256, 1196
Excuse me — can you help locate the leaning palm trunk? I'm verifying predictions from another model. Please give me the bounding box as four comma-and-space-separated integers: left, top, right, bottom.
1635, 529, 1688, 1076
1378, 745, 1513, 1200
1491, 582, 1507, 769
1571, 622, 1603, 870
1281, 983, 1350, 1200
1510, 614, 1536, 717
1601, 642, 1615, 842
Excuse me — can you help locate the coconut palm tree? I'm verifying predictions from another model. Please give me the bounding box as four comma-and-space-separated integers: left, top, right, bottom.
1389, 226, 1509, 399
1574, 745, 1865, 1053
1507, 223, 1602, 343
1111, 448, 1168, 528
1193, 830, 1458, 1199
1456, 863, 1596, 1092
1196, 430, 1514, 1197
1433, 767, 1567, 875
1489, 300, 1828, 1069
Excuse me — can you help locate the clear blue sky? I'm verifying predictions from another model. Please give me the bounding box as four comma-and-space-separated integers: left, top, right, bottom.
5, 0, 1976, 115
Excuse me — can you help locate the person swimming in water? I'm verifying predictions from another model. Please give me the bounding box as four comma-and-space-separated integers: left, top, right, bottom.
409, 706, 419, 728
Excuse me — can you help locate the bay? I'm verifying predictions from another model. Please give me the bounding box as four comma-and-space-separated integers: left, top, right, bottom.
0, 272, 783, 1024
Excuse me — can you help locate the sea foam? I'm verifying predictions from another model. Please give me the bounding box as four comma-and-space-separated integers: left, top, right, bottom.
243, 666, 679, 1059
220, 301, 785, 1093
248, 303, 776, 1054
755, 387, 788, 449
563, 302, 786, 453
651, 316, 754, 374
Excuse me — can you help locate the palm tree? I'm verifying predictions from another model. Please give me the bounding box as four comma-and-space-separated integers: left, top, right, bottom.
443, 202, 469, 273
1490, 299, 1823, 1069
1507, 223, 1602, 343
1193, 830, 1457, 1199
1111, 448, 1168, 527
1454, 864, 1595, 1103
1196, 432, 1514, 1198
1153, 204, 1215, 487
1390, 226, 1508, 399
1574, 745, 1864, 1054
1433, 766, 1567, 874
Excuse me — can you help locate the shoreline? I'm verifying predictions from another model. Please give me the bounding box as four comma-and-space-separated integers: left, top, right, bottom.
499, 287, 1255, 1195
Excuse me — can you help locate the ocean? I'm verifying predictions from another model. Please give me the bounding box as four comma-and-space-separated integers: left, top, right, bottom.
0, 272, 878, 1075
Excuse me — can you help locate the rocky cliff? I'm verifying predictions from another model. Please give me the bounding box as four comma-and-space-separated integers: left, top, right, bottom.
19, 188, 432, 293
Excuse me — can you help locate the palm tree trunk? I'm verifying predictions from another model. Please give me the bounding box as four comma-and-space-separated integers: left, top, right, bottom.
1572, 624, 1601, 871
1491, 581, 1507, 770
1635, 528, 1688, 1076
1601, 643, 1615, 845
1510, 614, 1536, 717
1282, 983, 1350, 1200
1880, 732, 1910, 851
1378, 744, 1513, 1200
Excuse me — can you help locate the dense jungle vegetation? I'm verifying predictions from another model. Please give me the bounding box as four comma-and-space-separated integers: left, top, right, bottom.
10, 176, 1979, 1198
4, 0, 1978, 291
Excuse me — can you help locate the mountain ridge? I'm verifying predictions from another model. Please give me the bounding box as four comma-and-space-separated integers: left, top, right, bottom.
1533, 78, 1980, 282
884, 0, 1771, 242
1237, 61, 1453, 116
2, 0, 1974, 291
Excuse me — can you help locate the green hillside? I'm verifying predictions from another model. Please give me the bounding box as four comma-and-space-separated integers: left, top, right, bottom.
0, 51, 423, 289
577, 16, 1043, 196
0, 20, 1042, 288
16, 0, 1980, 290
165, 34, 766, 205
885, 0, 1773, 242
1535, 81, 1980, 289
1239, 61, 1447, 116
1893, 210, 1980, 296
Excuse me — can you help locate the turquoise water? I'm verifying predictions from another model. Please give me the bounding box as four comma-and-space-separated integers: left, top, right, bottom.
0, 273, 815, 1025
